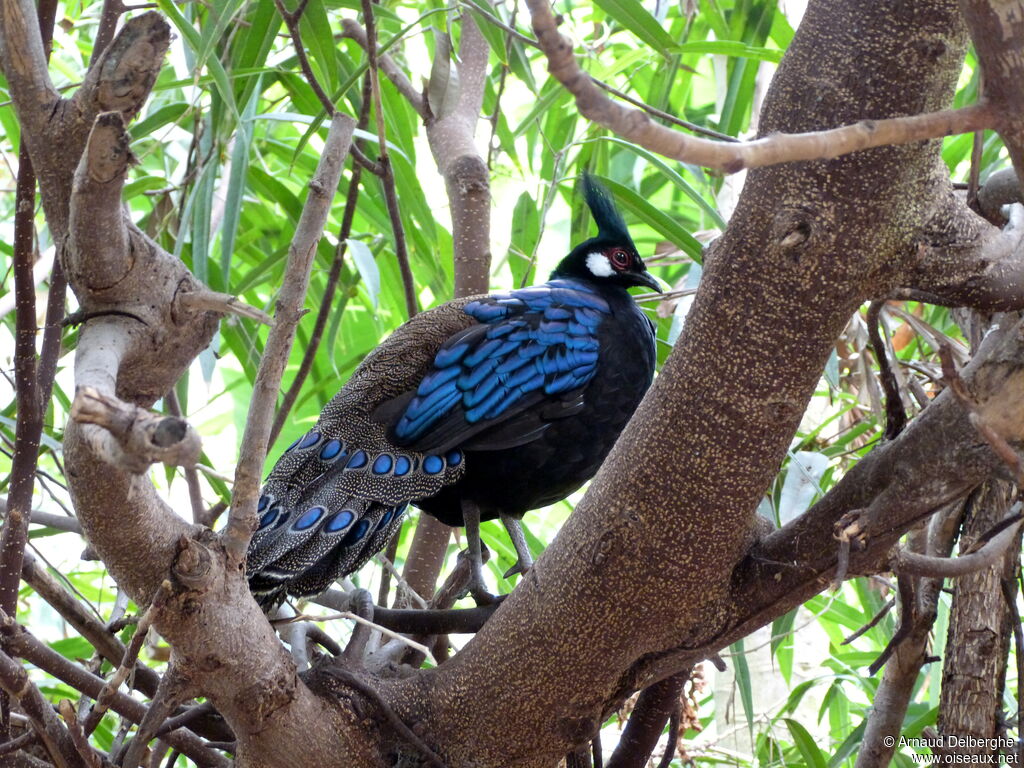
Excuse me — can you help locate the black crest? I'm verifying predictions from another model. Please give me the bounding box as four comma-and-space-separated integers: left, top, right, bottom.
581, 173, 632, 245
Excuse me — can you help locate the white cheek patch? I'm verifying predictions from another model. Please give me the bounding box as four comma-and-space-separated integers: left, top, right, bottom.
586, 251, 615, 277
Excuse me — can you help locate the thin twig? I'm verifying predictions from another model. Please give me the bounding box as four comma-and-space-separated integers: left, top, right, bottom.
606, 671, 689, 768
341, 589, 375, 662
120, 667, 188, 768
82, 583, 167, 737
287, 610, 435, 662
0, 730, 37, 756
486, 3, 515, 169
0, 649, 83, 768
273, 0, 335, 116
841, 596, 896, 645
374, 553, 429, 609
269, 74, 373, 447
222, 113, 355, 564
377, 531, 401, 606
20, 552, 162, 697
0, 612, 226, 766
524, 0, 997, 173
0, 146, 43, 620
349, 144, 384, 176
656, 699, 682, 768
866, 300, 907, 439
89, 0, 124, 66
940, 344, 1024, 483
312, 587, 501, 635
868, 570, 916, 675
361, 0, 418, 319
57, 701, 100, 768
165, 389, 205, 524
893, 510, 1024, 578
591, 77, 738, 142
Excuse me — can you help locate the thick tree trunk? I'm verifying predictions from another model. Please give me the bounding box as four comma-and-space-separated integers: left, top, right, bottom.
935, 482, 1018, 762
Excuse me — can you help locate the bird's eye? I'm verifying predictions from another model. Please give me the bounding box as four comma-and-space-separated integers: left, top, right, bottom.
608, 249, 631, 270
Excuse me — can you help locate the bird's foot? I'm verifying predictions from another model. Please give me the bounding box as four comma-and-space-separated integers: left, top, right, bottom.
499, 513, 534, 580
468, 578, 497, 606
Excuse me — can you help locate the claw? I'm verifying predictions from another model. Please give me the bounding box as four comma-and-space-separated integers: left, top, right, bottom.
500, 513, 534, 579
502, 560, 530, 579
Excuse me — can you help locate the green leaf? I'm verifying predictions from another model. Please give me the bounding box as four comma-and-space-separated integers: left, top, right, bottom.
785, 718, 829, 768
130, 102, 190, 141
730, 639, 755, 736
673, 40, 783, 62
155, 0, 239, 119
221, 88, 259, 287
594, 0, 679, 58
348, 238, 381, 309
597, 137, 726, 229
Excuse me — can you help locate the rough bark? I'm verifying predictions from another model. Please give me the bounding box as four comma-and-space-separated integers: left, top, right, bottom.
934, 483, 1018, 762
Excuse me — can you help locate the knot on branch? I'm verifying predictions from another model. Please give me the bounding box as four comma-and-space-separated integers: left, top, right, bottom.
172, 534, 216, 592
70, 386, 202, 473
92, 12, 171, 120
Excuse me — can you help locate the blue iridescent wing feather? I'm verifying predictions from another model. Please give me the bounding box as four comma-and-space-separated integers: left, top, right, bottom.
392, 279, 609, 451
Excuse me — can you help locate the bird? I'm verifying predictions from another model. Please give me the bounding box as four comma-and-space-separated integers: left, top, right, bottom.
246, 174, 660, 607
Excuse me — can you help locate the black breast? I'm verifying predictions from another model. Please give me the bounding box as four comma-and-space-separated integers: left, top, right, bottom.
416, 288, 655, 525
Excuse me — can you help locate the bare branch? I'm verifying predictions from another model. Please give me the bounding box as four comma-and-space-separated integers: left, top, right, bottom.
71, 11, 170, 126
67, 111, 133, 291
0, 148, 44, 619
524, 0, 995, 172
960, 0, 1024, 195
0, 615, 228, 766
222, 112, 355, 564
0, 0, 60, 137
273, 0, 335, 116
20, 552, 163, 699
56, 701, 100, 768
340, 19, 426, 118
174, 289, 272, 326
605, 672, 688, 768
0, 649, 84, 768
360, 0, 418, 319
70, 387, 201, 473
894, 512, 1024, 578
901, 199, 1024, 313
270, 76, 372, 446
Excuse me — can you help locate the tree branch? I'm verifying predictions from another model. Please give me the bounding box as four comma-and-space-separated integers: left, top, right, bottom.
360, 0, 418, 319
222, 112, 354, 564
0, 649, 84, 768
894, 511, 1023, 578
269, 74, 373, 447
524, 0, 995, 172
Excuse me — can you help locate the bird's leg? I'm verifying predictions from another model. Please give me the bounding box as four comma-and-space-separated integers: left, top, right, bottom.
462, 499, 496, 605
500, 512, 534, 579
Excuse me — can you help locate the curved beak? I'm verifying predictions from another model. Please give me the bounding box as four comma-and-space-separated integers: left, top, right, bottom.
634, 269, 663, 293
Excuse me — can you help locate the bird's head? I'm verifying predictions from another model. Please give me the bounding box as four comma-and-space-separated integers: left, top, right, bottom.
552, 174, 662, 293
